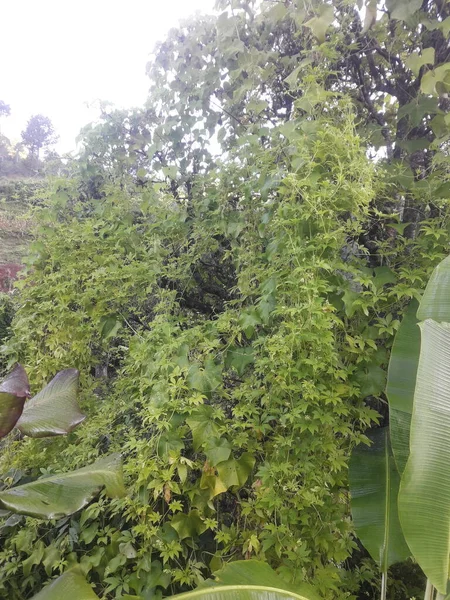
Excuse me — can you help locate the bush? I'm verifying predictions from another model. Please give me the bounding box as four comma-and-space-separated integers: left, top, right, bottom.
0, 106, 448, 599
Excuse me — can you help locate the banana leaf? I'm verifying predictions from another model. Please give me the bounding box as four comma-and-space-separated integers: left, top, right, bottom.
0, 363, 30, 438
349, 427, 410, 570
201, 560, 320, 600
386, 299, 420, 473
417, 255, 450, 322
17, 368, 85, 437
398, 319, 450, 594
31, 567, 99, 599
0, 453, 125, 519
170, 586, 311, 600
32, 577, 311, 600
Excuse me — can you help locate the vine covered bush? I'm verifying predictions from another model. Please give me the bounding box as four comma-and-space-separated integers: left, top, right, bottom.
0, 0, 449, 598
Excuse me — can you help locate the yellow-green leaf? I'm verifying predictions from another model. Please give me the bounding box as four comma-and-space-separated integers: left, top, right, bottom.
303, 5, 334, 43
405, 48, 435, 76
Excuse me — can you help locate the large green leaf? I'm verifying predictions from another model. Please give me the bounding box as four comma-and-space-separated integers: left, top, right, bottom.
170, 510, 208, 540
0, 453, 125, 519
0, 363, 30, 438
202, 560, 321, 600
303, 5, 334, 43
186, 405, 221, 450
398, 320, 450, 593
386, 300, 420, 473
354, 363, 386, 397
17, 368, 86, 437
31, 567, 99, 599
349, 427, 410, 570
216, 453, 255, 488
170, 586, 312, 600
417, 255, 450, 322
387, 0, 422, 21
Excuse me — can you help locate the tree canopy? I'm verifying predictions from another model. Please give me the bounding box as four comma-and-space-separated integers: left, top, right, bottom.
0, 100, 11, 118
21, 114, 57, 159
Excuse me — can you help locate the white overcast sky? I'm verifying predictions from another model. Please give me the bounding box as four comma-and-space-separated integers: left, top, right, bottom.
0, 0, 215, 153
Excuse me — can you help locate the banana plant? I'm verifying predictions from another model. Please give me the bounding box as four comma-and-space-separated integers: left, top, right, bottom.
349, 427, 410, 599
0, 453, 125, 518
0, 364, 125, 532
350, 254, 450, 599
0, 363, 31, 437
31, 567, 100, 600
385, 299, 420, 474
397, 319, 450, 596
397, 255, 450, 597
349, 298, 420, 600
0, 365, 85, 439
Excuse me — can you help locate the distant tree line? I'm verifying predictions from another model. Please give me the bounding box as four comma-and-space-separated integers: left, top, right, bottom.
0, 103, 60, 177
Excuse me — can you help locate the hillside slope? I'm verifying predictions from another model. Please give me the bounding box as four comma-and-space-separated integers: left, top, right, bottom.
0, 178, 38, 291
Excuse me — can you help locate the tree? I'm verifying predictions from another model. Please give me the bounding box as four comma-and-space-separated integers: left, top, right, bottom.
77, 0, 449, 241
0, 100, 10, 118
21, 114, 57, 159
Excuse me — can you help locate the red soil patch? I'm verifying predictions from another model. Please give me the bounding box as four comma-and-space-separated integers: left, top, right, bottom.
0, 263, 23, 292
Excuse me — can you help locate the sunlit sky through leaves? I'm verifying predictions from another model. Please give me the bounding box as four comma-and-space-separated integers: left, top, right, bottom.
1, 0, 214, 153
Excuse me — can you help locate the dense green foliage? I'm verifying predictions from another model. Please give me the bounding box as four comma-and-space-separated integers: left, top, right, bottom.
0, 0, 449, 598
0, 294, 14, 350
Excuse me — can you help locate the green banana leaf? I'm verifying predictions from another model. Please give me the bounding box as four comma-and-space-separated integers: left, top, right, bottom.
417, 255, 450, 322
170, 586, 311, 600
386, 299, 420, 473
398, 319, 450, 594
349, 427, 410, 570
31, 567, 99, 599
0, 363, 30, 438
30, 562, 316, 600
200, 560, 320, 600
0, 453, 125, 518
17, 368, 86, 437
32, 577, 311, 600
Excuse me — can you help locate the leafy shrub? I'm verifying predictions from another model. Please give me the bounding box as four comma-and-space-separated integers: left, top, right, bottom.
0, 103, 448, 600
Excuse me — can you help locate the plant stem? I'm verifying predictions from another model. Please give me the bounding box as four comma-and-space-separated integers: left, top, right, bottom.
424, 579, 434, 600
435, 593, 445, 600
381, 571, 387, 600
